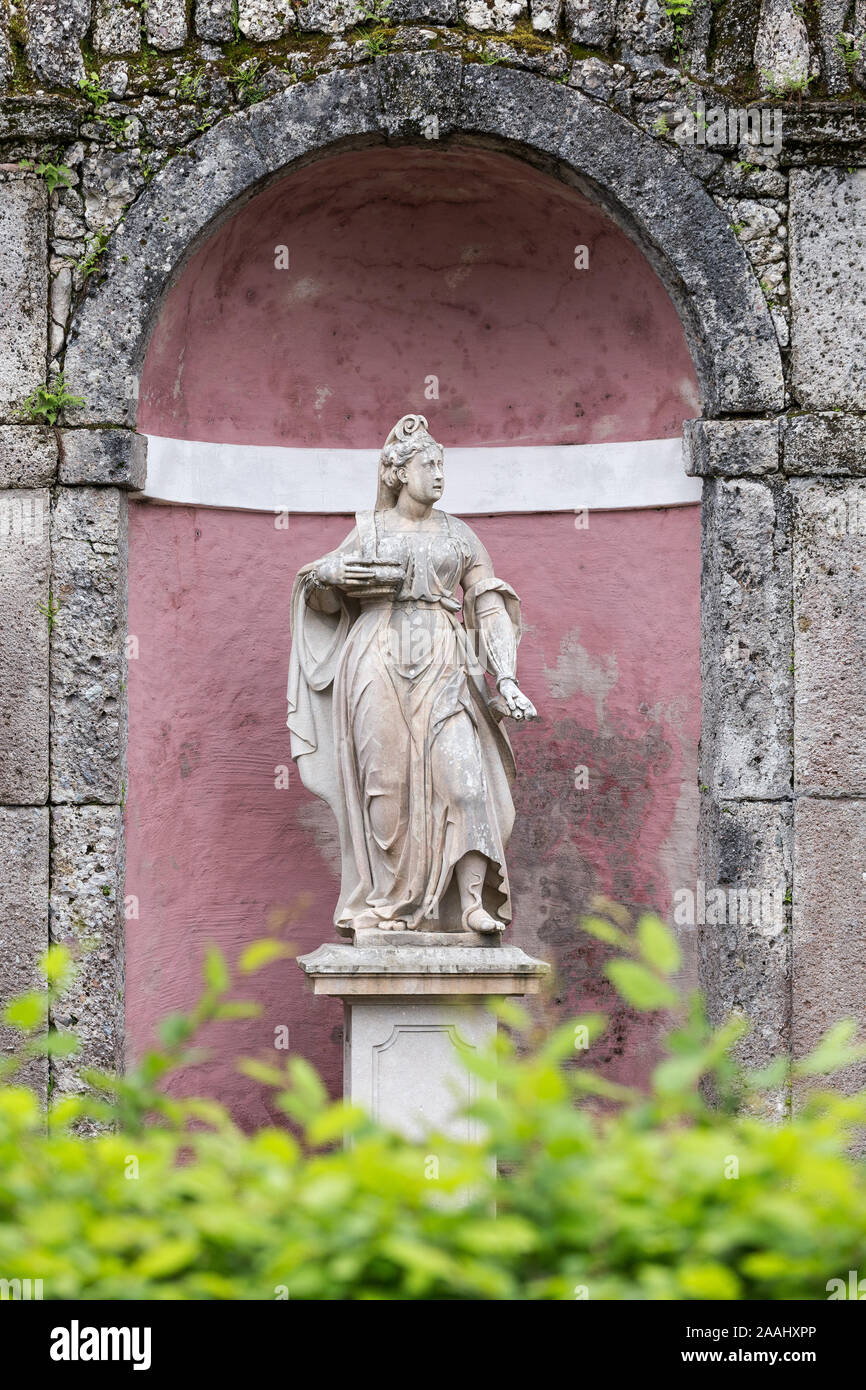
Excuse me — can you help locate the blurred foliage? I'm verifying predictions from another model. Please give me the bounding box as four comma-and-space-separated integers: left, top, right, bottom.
1, 910, 866, 1300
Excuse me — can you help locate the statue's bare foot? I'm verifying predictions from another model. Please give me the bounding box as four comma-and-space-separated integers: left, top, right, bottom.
463, 906, 505, 935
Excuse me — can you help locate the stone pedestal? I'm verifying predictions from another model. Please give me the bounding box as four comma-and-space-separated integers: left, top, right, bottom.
297, 942, 550, 1140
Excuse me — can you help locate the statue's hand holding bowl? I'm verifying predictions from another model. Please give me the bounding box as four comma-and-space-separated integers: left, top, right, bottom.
316, 554, 404, 595
498, 678, 538, 723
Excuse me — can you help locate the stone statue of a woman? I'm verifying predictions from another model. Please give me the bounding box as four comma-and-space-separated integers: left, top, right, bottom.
287, 414, 537, 939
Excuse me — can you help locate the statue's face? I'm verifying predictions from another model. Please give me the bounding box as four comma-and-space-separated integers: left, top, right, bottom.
398, 444, 444, 504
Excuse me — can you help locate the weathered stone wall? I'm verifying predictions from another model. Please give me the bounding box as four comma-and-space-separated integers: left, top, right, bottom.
1, 0, 865, 1102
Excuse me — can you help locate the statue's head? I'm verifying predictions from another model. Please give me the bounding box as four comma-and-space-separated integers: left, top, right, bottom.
377, 414, 444, 509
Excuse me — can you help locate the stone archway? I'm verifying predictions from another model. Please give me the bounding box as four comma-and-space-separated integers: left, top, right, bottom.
56, 54, 791, 1089
64, 58, 783, 422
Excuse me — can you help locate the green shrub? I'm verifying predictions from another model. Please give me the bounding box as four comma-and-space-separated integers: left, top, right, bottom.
1, 915, 865, 1300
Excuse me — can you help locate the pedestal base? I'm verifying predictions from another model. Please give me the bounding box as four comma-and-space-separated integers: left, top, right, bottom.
345, 996, 495, 1142
297, 942, 549, 1140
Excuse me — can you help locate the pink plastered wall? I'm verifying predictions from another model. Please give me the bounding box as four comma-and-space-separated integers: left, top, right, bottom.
128, 147, 701, 1122
138, 146, 699, 447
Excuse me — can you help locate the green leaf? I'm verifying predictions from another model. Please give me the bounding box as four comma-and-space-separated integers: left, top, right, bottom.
40, 942, 73, 986
32, 1030, 79, 1057
238, 1058, 285, 1087
678, 1262, 741, 1301
456, 1217, 537, 1256
238, 939, 291, 973
203, 946, 229, 993
2, 991, 48, 1030
581, 915, 631, 950
158, 1011, 194, 1047
214, 1000, 261, 1020
135, 1237, 200, 1279
307, 1102, 367, 1146
636, 914, 682, 976
794, 1019, 866, 1076
605, 960, 679, 1011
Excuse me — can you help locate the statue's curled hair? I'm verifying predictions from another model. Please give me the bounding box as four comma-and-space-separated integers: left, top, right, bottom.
377, 414, 441, 507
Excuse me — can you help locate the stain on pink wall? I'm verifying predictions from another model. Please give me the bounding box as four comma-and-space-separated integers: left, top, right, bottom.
127, 147, 701, 1122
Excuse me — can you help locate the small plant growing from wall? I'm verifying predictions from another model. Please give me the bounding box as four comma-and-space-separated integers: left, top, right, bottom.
76, 229, 111, 281
358, 0, 392, 21
760, 66, 814, 103
226, 60, 267, 106
177, 67, 206, 103
836, 32, 862, 74
77, 69, 112, 110
362, 29, 392, 56
37, 591, 62, 632
20, 375, 84, 427
663, 0, 694, 64
17, 160, 73, 194
100, 113, 133, 142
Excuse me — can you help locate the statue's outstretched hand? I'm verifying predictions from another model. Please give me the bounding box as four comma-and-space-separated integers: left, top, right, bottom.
498, 678, 538, 722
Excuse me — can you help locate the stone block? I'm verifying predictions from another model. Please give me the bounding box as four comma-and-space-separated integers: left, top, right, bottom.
0, 807, 49, 1099
50, 804, 125, 1104
616, 0, 674, 54
790, 169, 866, 409
299, 942, 550, 994
753, 0, 810, 94
684, 418, 780, 478
793, 798, 866, 1092
296, 0, 362, 29
93, 0, 143, 53
784, 413, 866, 476
700, 478, 792, 799
24, 0, 89, 87
50, 488, 128, 803
144, 0, 188, 48
238, 0, 296, 39
458, 0, 527, 30
698, 798, 791, 1084
0, 489, 50, 803
564, 0, 615, 46
711, 0, 761, 88
242, 64, 382, 177
59, 429, 147, 489
389, 0, 458, 19
194, 0, 235, 40
530, 0, 562, 32
0, 426, 57, 488
0, 98, 85, 142
376, 51, 463, 139
0, 178, 48, 419
792, 477, 866, 795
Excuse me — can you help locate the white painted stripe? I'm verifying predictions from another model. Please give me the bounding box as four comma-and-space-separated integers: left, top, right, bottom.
142, 435, 701, 514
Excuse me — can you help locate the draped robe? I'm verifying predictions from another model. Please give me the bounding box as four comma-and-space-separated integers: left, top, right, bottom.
287, 508, 521, 933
